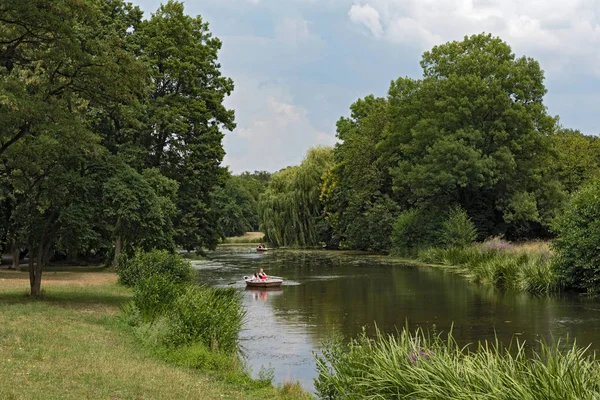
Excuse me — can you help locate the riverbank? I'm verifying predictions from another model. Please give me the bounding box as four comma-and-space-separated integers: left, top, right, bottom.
0, 267, 308, 399
390, 240, 557, 294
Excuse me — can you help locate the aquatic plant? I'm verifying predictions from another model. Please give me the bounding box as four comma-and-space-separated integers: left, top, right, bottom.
417, 242, 557, 294
316, 327, 600, 399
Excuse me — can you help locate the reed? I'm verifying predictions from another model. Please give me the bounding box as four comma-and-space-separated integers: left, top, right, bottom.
316, 327, 600, 399
417, 240, 557, 294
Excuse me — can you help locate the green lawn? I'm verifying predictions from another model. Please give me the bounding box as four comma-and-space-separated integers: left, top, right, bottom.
0, 268, 308, 400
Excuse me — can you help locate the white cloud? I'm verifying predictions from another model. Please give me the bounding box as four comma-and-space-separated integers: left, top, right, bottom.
349, 4, 384, 37
222, 76, 337, 173
347, 0, 600, 77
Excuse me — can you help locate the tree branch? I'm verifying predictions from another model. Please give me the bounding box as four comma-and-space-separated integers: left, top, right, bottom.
0, 123, 29, 156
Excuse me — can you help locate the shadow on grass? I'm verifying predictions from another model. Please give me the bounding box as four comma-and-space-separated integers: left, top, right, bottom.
0, 286, 130, 311
8, 264, 111, 273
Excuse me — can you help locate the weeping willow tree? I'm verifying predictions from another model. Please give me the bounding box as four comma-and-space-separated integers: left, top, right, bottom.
259, 146, 333, 247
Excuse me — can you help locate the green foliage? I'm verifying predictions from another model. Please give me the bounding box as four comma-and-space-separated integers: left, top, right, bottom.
391, 207, 441, 256
133, 275, 185, 322
259, 146, 333, 247
164, 286, 245, 353
439, 206, 478, 248
103, 163, 179, 254
552, 129, 600, 194
120, 249, 246, 363
116, 249, 194, 288
418, 242, 556, 294
322, 96, 391, 251
552, 179, 600, 294
316, 326, 600, 399
380, 33, 560, 240
132, 0, 235, 252
211, 174, 258, 237
0, 1, 233, 294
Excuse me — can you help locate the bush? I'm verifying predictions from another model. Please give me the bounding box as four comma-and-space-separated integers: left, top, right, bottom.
552, 179, 600, 294
164, 286, 245, 353
316, 327, 600, 400
439, 206, 477, 247
133, 274, 186, 321
391, 207, 441, 256
116, 249, 194, 287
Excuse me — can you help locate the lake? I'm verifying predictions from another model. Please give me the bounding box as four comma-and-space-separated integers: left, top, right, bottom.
192, 246, 600, 393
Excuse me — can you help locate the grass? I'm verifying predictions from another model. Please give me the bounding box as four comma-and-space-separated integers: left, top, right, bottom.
316, 326, 600, 399
221, 232, 265, 244
416, 239, 557, 294
0, 268, 310, 400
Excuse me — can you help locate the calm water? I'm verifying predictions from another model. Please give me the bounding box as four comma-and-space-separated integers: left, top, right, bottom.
192, 246, 600, 392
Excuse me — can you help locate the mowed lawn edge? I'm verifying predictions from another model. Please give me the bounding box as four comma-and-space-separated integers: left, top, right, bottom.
0, 268, 303, 400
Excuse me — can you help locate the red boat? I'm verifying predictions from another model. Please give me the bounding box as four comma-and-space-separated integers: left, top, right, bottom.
244, 276, 283, 288
256, 247, 268, 252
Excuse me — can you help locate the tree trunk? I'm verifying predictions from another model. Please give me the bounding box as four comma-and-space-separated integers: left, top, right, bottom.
9, 238, 19, 270
30, 240, 44, 296
113, 235, 122, 268
28, 244, 35, 294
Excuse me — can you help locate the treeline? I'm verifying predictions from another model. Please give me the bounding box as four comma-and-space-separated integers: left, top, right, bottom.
258, 33, 600, 255
0, 0, 248, 295
212, 171, 270, 238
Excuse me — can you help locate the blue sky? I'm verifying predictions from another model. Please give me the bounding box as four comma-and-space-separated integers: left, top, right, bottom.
136, 0, 600, 173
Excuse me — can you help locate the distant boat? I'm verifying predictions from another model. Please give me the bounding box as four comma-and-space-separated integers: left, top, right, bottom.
256, 247, 268, 252
244, 276, 283, 288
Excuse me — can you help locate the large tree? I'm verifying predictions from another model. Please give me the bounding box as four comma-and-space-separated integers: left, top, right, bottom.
0, 0, 147, 295
380, 33, 561, 239
322, 95, 398, 251
132, 1, 235, 251
259, 147, 333, 247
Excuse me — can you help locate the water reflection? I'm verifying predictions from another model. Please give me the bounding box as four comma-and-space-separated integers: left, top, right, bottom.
193, 246, 600, 393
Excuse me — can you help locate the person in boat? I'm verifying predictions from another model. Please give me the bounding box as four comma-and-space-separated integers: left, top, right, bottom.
257, 243, 265, 249
253, 272, 260, 282
258, 268, 268, 280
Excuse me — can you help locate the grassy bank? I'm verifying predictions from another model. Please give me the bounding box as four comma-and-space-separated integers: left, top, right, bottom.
316, 327, 600, 399
0, 268, 308, 399
221, 232, 265, 244
414, 239, 557, 294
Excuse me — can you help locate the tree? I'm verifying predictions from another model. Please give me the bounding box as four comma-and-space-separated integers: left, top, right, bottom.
552, 129, 600, 194
103, 163, 178, 267
380, 33, 560, 239
259, 147, 333, 247
211, 174, 257, 237
553, 179, 600, 294
321, 95, 397, 251
132, 1, 235, 251
0, 0, 146, 295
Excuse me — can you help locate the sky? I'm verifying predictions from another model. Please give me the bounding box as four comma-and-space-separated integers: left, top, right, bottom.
135, 0, 600, 174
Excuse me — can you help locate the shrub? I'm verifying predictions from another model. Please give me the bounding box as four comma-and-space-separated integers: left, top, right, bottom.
391, 207, 441, 256
164, 286, 245, 353
116, 249, 194, 287
439, 206, 477, 247
133, 274, 186, 321
552, 179, 600, 294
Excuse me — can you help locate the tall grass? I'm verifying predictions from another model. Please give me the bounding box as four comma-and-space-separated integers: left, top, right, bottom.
418, 239, 557, 294
316, 327, 600, 399
120, 250, 248, 369
221, 236, 265, 244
